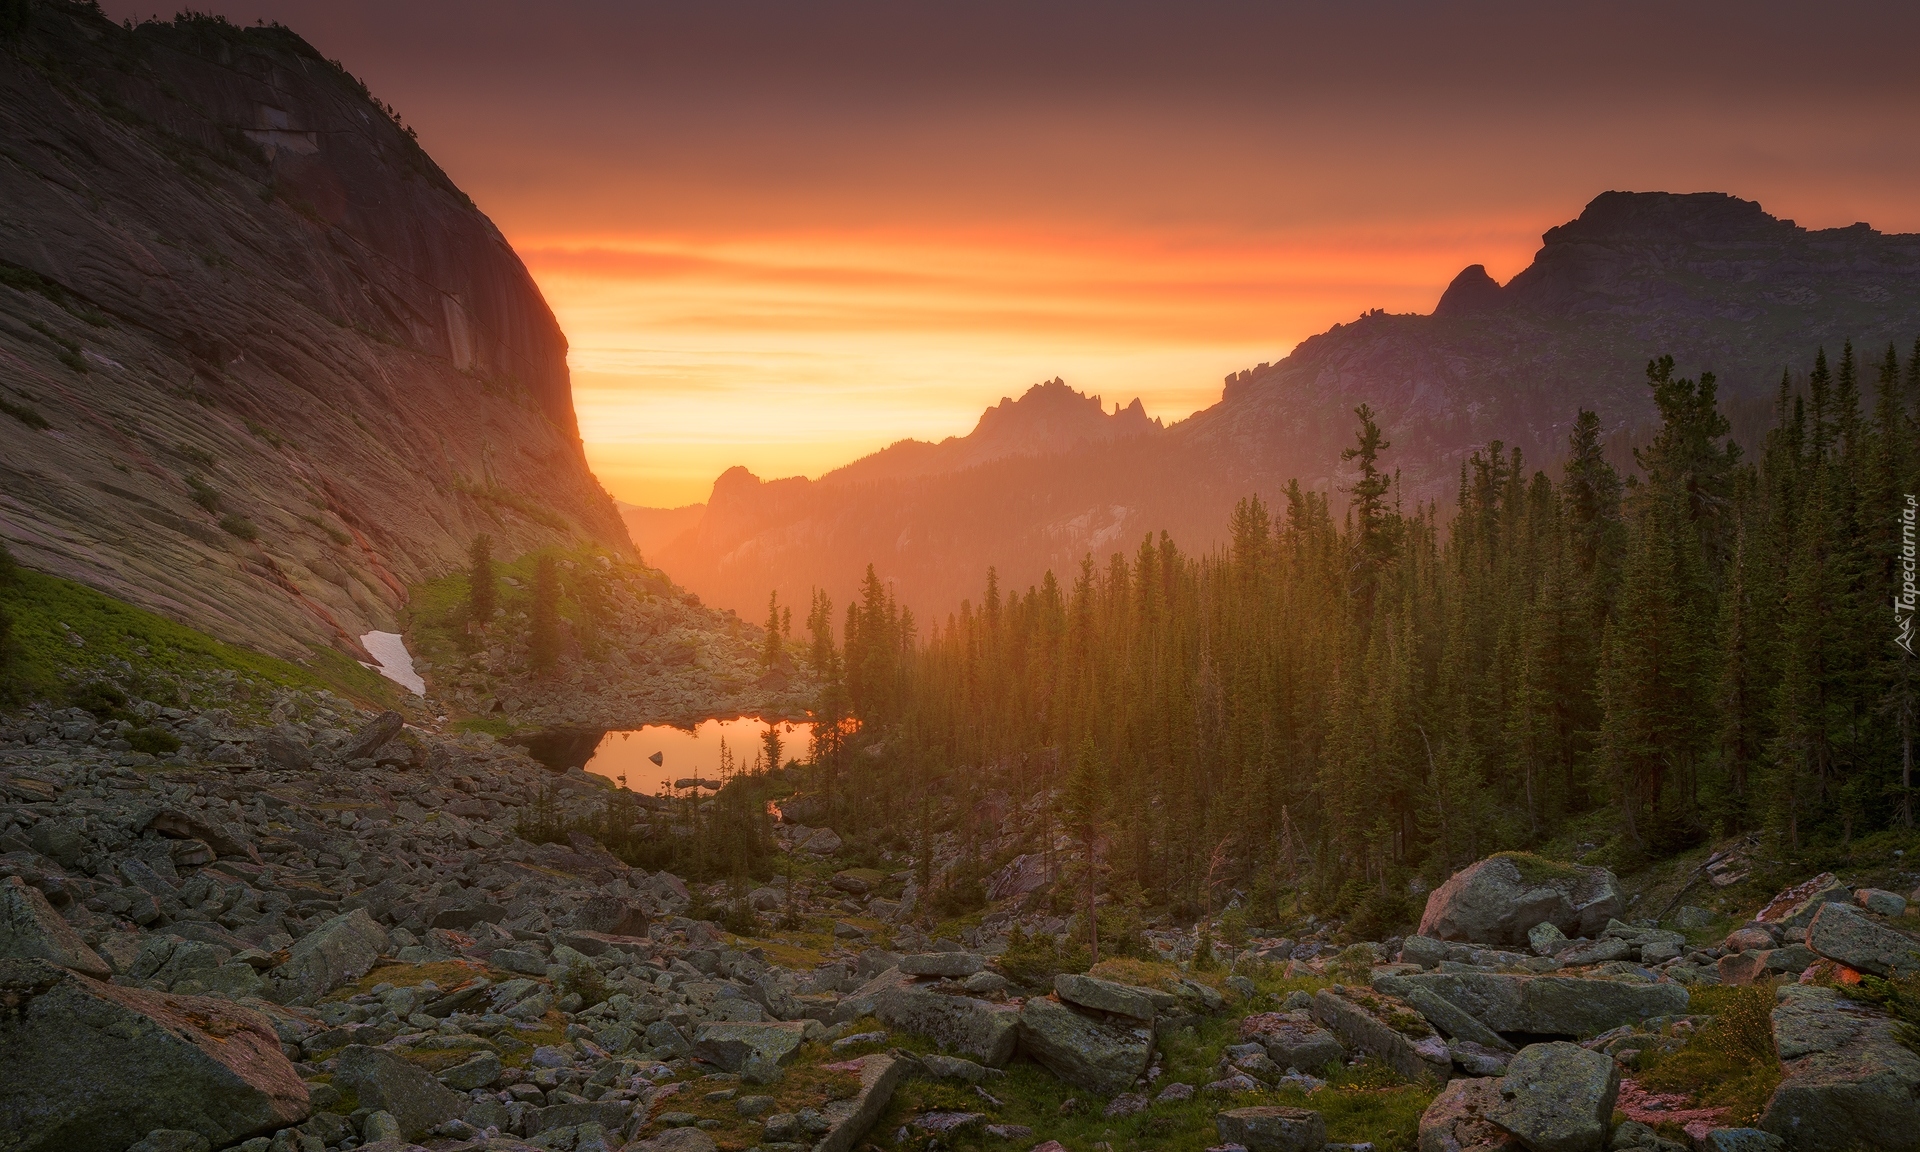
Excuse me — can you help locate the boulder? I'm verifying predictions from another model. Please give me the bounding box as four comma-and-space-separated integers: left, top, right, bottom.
1485, 1041, 1619, 1152
1239, 1011, 1347, 1073
1017, 995, 1154, 1095
146, 808, 251, 858
1402, 934, 1451, 969
1399, 983, 1514, 1052
523, 1101, 631, 1136
1754, 873, 1852, 935
1805, 901, 1920, 978
691, 1021, 808, 1073
1759, 983, 1920, 1151
985, 852, 1053, 901
331, 1045, 464, 1140
875, 984, 1019, 1066
1418, 1076, 1522, 1152
0, 875, 110, 977
1418, 854, 1622, 947
275, 908, 388, 1001
437, 1050, 501, 1091
343, 710, 405, 760
1855, 888, 1908, 918
814, 1052, 909, 1152
1215, 1105, 1327, 1152
1311, 987, 1450, 1083
898, 952, 985, 978
1055, 973, 1158, 1021
1449, 1039, 1513, 1076
1374, 972, 1688, 1036
801, 827, 843, 855
0, 958, 309, 1152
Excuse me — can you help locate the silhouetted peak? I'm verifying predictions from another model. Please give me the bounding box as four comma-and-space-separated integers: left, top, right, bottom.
1433, 264, 1503, 317
1545, 191, 1796, 247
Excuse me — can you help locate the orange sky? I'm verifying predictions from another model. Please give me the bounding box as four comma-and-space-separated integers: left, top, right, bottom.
110, 2, 1920, 506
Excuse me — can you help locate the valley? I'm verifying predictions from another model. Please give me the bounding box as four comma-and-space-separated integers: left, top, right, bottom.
1, 5, 1918, 1152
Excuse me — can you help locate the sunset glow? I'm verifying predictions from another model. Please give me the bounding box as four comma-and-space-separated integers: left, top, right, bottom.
541, 223, 1536, 504
101, 0, 1920, 507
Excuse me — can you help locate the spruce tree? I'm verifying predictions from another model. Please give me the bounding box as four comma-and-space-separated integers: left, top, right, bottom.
467, 534, 496, 626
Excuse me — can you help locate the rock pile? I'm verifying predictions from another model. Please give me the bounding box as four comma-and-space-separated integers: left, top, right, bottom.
10, 688, 1920, 1152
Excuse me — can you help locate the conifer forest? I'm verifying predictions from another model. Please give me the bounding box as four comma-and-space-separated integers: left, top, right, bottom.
790, 343, 1920, 935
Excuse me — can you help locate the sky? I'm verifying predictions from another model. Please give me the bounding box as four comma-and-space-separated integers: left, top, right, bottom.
108, 1, 1920, 507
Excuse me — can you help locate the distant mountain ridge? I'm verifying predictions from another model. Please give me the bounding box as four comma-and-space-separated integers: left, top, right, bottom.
651, 191, 1920, 623
0, 8, 630, 659
832, 377, 1163, 485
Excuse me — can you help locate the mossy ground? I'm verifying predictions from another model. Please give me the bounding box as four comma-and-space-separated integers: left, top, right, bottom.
0, 565, 401, 713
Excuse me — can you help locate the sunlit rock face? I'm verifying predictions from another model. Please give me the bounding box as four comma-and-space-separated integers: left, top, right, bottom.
0, 7, 628, 659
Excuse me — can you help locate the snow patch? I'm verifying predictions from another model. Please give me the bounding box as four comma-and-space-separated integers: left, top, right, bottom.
360, 630, 425, 696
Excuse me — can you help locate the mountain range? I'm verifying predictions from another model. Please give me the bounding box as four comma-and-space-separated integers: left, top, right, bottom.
0, 9, 629, 660
649, 191, 1920, 622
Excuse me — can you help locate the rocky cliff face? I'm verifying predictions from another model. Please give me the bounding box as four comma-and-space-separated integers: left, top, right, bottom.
0, 8, 628, 659
651, 192, 1920, 621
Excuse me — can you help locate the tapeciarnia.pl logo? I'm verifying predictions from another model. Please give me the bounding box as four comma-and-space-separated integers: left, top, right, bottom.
1899, 493, 1917, 656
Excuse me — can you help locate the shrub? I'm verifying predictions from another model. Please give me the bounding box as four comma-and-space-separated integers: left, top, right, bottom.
127, 727, 182, 756
220, 514, 257, 540
1637, 984, 1781, 1123
0, 396, 48, 429
187, 475, 221, 513
999, 924, 1088, 988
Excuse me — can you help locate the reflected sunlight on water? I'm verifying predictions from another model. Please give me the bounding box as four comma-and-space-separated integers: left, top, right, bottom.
580, 717, 809, 795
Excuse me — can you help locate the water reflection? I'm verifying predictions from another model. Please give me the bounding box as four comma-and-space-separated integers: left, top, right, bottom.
518, 717, 809, 795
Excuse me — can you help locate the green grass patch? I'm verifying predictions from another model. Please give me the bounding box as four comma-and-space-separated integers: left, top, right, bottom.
1491, 850, 1583, 884
0, 564, 400, 712
627, 1043, 861, 1150
1636, 984, 1781, 1125
453, 716, 520, 738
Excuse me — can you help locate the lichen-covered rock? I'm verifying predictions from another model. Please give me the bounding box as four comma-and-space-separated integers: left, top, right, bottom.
1055, 973, 1157, 1021
1239, 1011, 1347, 1073
814, 1052, 909, 1152
898, 952, 985, 977
875, 984, 1019, 1066
1311, 987, 1450, 1083
1215, 1105, 1326, 1152
273, 908, 388, 1002
1759, 984, 1920, 1151
1754, 874, 1852, 935
1805, 901, 1920, 978
1418, 1076, 1522, 1152
1375, 971, 1687, 1036
0, 958, 309, 1152
1485, 1041, 1619, 1152
0, 875, 110, 977
691, 1021, 808, 1073
1017, 995, 1154, 1095
1398, 983, 1513, 1052
1418, 854, 1622, 947
331, 1045, 464, 1140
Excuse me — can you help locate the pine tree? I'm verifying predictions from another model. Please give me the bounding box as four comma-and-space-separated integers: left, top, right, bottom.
467, 534, 496, 626
1063, 736, 1105, 965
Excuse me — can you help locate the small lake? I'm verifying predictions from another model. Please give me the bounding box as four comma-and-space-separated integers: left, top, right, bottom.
517, 717, 811, 795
